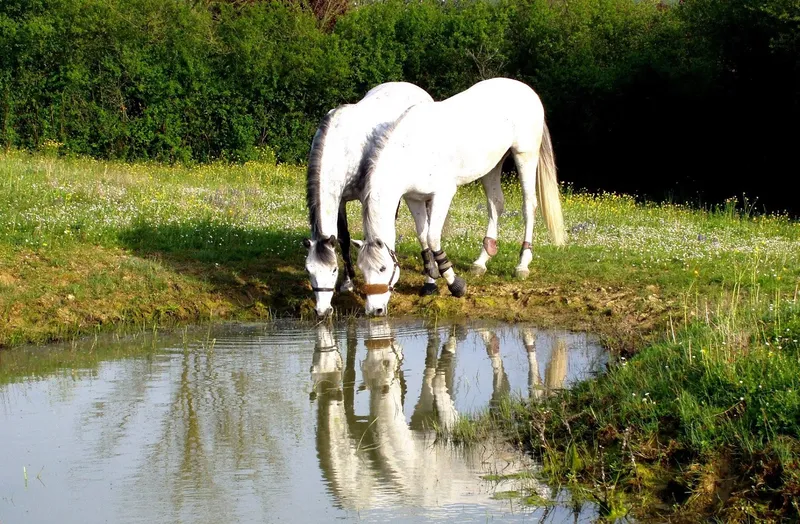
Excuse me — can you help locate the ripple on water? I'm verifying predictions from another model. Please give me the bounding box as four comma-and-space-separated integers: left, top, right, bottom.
0, 318, 609, 523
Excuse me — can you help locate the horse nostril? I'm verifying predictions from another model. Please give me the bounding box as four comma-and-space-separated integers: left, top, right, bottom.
375, 308, 385, 316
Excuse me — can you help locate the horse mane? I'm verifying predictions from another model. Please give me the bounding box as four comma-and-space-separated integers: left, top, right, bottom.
357, 122, 396, 269
358, 106, 413, 243
359, 240, 389, 270
355, 121, 395, 194
306, 107, 340, 241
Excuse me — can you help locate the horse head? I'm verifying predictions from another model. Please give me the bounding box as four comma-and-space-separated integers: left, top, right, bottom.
303, 234, 338, 319
353, 239, 400, 317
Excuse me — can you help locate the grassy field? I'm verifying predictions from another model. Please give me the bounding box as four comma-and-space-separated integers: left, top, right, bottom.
1, 150, 799, 520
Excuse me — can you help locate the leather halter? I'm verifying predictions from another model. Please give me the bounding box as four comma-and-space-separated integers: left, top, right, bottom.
362, 247, 400, 296
312, 286, 335, 293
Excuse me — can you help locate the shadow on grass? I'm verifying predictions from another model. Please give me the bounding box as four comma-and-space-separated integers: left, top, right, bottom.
117, 220, 365, 319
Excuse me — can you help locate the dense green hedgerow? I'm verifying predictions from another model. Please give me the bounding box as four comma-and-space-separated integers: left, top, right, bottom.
0, 0, 798, 211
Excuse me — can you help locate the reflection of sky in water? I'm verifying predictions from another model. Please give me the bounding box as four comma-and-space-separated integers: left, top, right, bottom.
0, 319, 607, 524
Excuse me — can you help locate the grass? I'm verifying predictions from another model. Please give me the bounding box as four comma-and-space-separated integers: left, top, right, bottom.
1, 150, 800, 520
488, 291, 800, 521
3, 149, 798, 350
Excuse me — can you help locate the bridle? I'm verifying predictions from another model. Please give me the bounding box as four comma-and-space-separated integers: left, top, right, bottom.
362, 247, 400, 296
312, 286, 335, 293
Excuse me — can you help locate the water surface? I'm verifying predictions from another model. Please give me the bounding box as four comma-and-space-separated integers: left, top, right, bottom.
1, 318, 608, 523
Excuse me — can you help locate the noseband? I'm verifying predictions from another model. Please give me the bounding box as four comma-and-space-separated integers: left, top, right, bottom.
362, 248, 400, 296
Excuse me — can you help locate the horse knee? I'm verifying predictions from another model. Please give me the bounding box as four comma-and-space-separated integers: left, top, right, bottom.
496, 198, 505, 216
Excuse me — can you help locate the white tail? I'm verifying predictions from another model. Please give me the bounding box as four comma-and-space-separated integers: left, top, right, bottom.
537, 122, 566, 246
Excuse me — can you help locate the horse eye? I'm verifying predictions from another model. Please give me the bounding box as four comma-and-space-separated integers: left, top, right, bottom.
380, 266, 387, 273
332, 267, 338, 274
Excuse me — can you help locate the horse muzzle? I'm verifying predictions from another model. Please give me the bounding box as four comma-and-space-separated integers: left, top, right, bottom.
315, 306, 333, 319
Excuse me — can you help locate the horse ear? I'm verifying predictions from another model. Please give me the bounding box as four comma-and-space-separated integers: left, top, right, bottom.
303, 238, 311, 249
375, 239, 384, 249
327, 234, 337, 247
351, 239, 364, 252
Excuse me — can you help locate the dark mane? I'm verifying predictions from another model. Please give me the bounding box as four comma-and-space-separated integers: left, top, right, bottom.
357, 107, 413, 239
355, 120, 396, 192
314, 239, 337, 265
306, 108, 340, 240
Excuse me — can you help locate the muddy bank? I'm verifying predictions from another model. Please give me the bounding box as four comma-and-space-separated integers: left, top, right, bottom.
1, 245, 672, 353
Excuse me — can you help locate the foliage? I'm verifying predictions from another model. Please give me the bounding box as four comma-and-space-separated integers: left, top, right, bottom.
0, 0, 798, 211
0, 0, 351, 163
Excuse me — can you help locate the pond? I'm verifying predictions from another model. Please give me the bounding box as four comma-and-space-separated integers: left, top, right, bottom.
1, 318, 609, 523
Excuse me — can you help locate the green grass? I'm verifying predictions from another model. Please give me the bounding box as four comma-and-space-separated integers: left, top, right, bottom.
493, 293, 800, 521
1, 150, 800, 520
0, 150, 314, 346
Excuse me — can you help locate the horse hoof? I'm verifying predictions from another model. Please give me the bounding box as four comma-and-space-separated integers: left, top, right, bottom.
448, 276, 467, 298
515, 268, 530, 280
339, 280, 354, 293
419, 282, 439, 296
471, 264, 486, 276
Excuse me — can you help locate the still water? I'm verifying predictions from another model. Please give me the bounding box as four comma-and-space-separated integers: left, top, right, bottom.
1, 318, 608, 523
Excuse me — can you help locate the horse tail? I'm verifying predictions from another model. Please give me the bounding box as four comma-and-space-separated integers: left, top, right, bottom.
537, 121, 566, 246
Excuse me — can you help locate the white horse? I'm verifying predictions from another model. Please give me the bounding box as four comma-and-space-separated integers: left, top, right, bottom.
303, 82, 436, 319
355, 77, 567, 316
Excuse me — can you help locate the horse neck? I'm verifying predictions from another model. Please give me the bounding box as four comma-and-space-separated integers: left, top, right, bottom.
311, 109, 363, 239
363, 170, 403, 249
313, 158, 350, 240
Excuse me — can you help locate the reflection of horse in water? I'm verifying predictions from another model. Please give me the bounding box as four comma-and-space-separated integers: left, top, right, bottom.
310, 321, 573, 512
311, 321, 509, 511
477, 326, 568, 406
522, 327, 569, 400
310, 323, 379, 507
310, 325, 343, 402
409, 326, 458, 432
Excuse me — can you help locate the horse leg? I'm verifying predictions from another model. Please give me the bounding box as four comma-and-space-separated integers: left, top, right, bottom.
405, 197, 439, 296
471, 162, 504, 276
337, 202, 355, 293
512, 150, 539, 279
426, 188, 467, 297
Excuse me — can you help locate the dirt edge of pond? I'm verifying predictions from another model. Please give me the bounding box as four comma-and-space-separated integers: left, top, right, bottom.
0, 246, 673, 352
